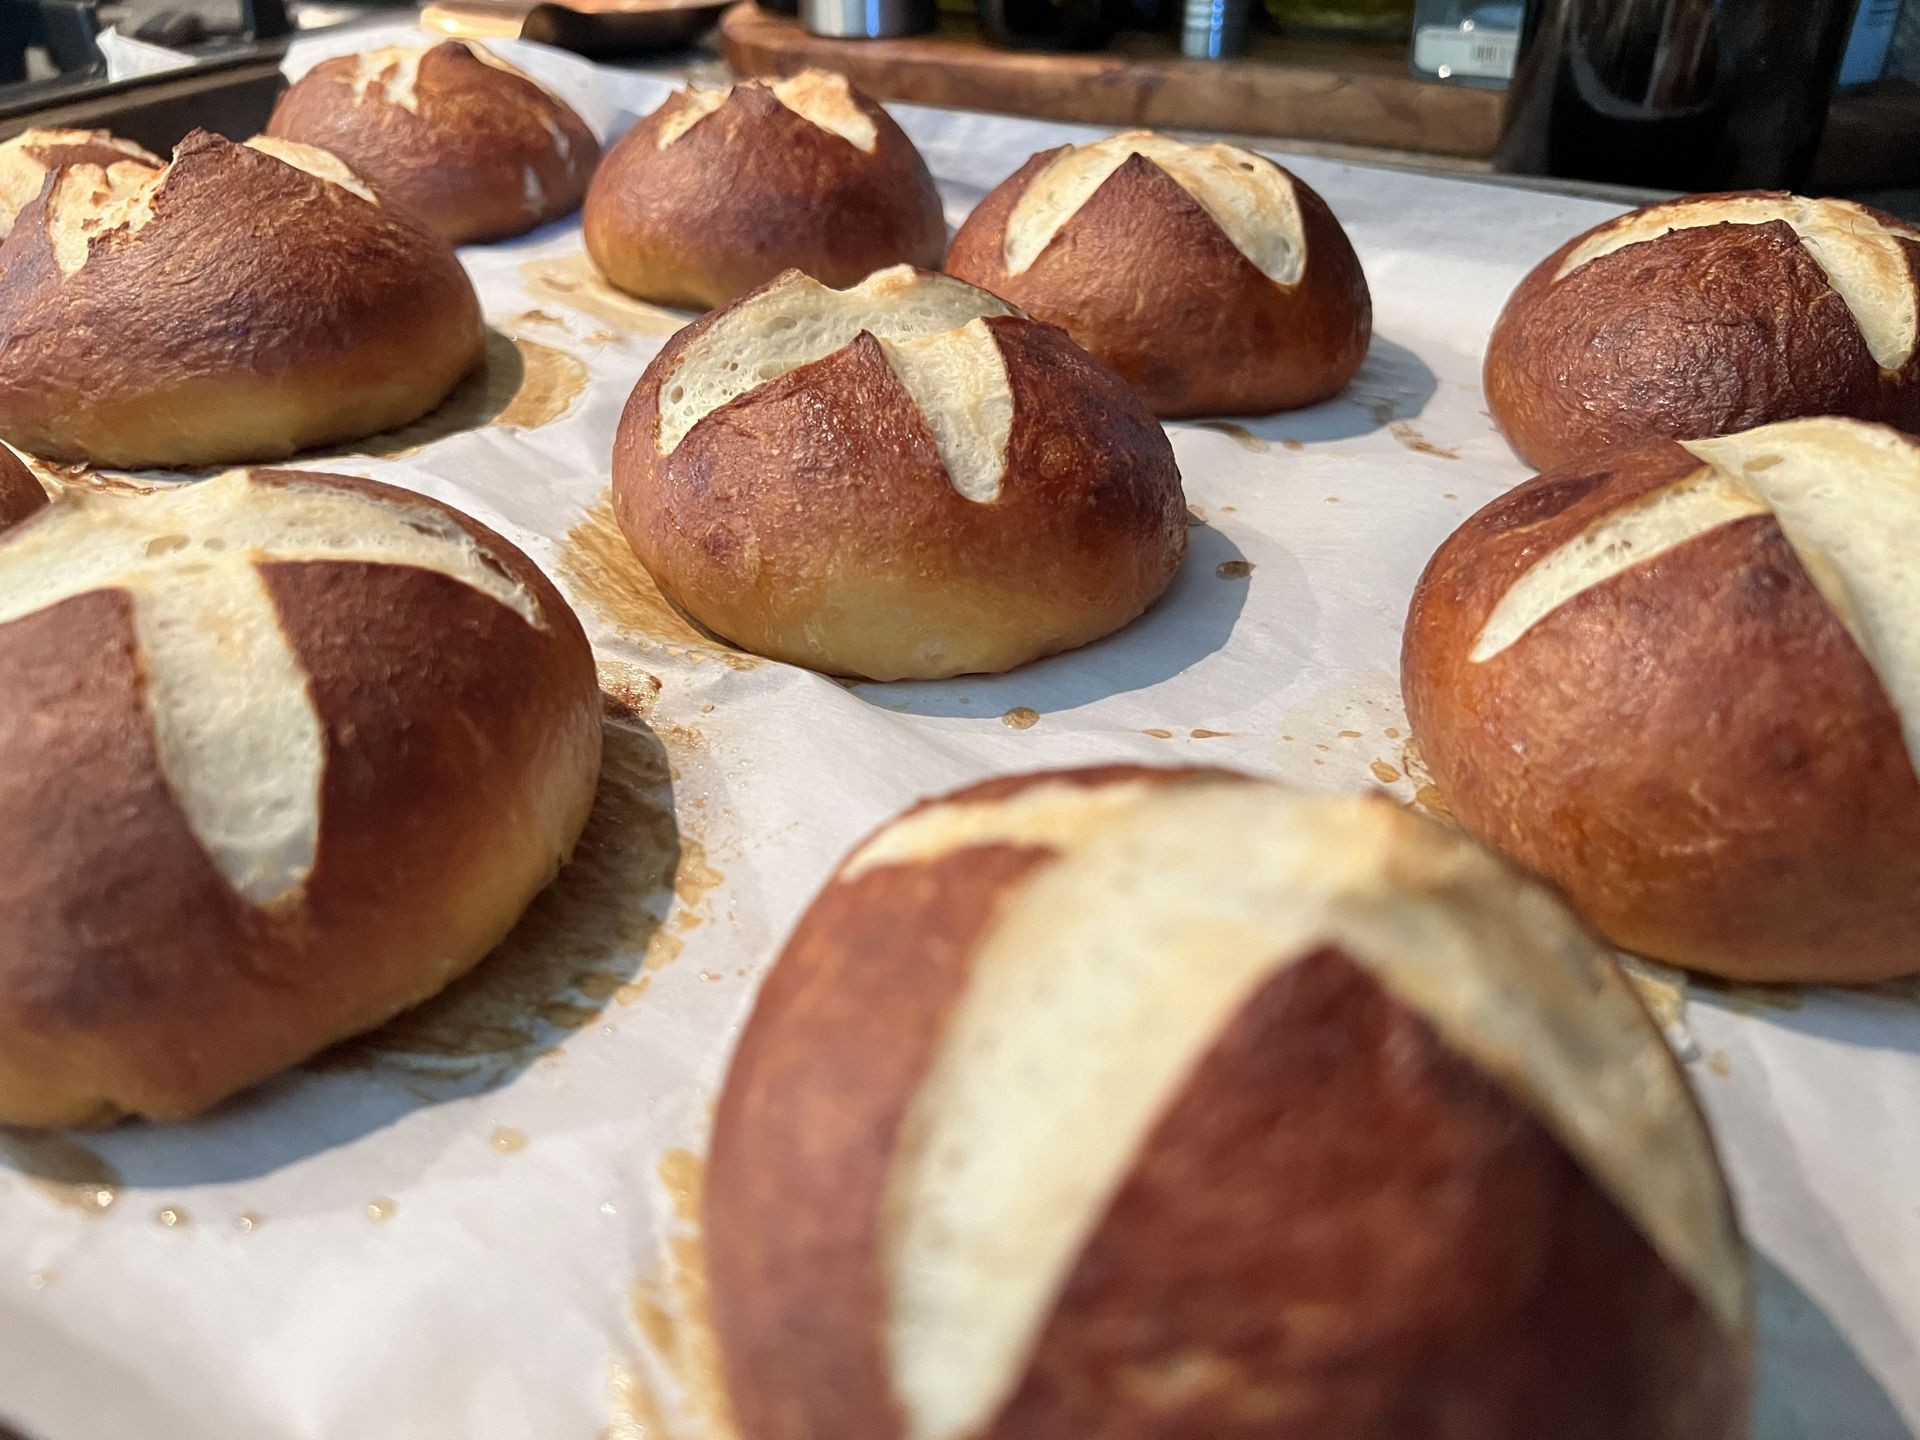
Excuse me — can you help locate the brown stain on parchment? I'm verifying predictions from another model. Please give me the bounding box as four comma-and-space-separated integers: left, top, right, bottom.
0, 1132, 120, 1214
1620, 957, 1689, 1032
509, 307, 617, 348
1390, 421, 1460, 460
522, 253, 693, 338
328, 328, 585, 461
1195, 421, 1270, 453
311, 704, 682, 1091
559, 498, 760, 670
611, 1149, 741, 1440
1216, 560, 1255, 580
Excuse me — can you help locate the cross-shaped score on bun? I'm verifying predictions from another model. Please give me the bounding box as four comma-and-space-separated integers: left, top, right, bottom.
656, 266, 1019, 501
0, 130, 482, 467
656, 70, 878, 153
0, 471, 543, 905
1002, 130, 1306, 283
947, 130, 1371, 417
1557, 196, 1920, 372
612, 266, 1186, 679
706, 767, 1751, 1440
1484, 193, 1920, 469
1470, 418, 1920, 771
1403, 417, 1920, 983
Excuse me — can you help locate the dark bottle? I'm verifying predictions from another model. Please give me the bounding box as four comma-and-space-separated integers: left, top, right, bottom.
1495, 0, 1859, 191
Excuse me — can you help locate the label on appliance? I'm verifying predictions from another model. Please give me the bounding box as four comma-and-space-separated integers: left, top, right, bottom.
1413, 25, 1519, 81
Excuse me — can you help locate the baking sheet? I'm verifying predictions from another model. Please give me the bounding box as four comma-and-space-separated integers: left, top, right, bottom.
1, 24, 1916, 1439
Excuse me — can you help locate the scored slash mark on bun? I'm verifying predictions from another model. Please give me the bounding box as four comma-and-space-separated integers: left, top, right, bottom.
0, 130, 484, 469
948, 131, 1371, 418
707, 766, 1750, 1440
612, 266, 1188, 681
1405, 416, 1920, 983
0, 469, 602, 1127
583, 70, 946, 311
1485, 192, 1920, 470
265, 40, 601, 244
0, 128, 161, 239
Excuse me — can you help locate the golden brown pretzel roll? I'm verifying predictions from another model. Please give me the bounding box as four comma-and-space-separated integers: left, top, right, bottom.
0, 468, 601, 1127
583, 70, 945, 310
707, 765, 1752, 1440
0, 130, 484, 469
0, 128, 160, 238
264, 40, 599, 244
1405, 417, 1920, 983
0, 449, 44, 531
1485, 192, 1920, 471
947, 131, 1371, 417
612, 266, 1186, 680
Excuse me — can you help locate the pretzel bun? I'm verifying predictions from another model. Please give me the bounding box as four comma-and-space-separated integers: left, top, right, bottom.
583, 71, 945, 310
612, 266, 1186, 680
1485, 193, 1920, 470
0, 450, 43, 531
0, 130, 484, 469
947, 131, 1371, 417
1405, 417, 1920, 983
0, 468, 600, 1126
0, 127, 160, 239
264, 40, 599, 244
708, 765, 1752, 1440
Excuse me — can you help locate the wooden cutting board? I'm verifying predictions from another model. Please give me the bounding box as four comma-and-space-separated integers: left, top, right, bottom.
720, 2, 1504, 159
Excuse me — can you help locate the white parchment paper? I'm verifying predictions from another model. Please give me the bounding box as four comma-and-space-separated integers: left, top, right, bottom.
0, 26, 1914, 1439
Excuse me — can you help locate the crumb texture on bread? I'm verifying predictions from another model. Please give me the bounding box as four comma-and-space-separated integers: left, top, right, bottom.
1003, 130, 1305, 283
0, 470, 539, 904
658, 70, 877, 152
1557, 196, 1920, 370
1470, 418, 1920, 772
656, 267, 1018, 501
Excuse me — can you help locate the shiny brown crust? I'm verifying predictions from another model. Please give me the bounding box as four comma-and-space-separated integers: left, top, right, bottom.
706, 765, 1749, 1440
265, 41, 600, 244
1484, 194, 1920, 471
0, 130, 484, 469
0, 449, 43, 530
0, 470, 602, 1125
582, 81, 945, 310
946, 148, 1371, 418
612, 289, 1188, 680
1402, 441, 1920, 982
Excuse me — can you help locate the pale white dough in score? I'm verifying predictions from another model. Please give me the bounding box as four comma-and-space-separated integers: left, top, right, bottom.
655, 69, 877, 152
654, 267, 1019, 502
43, 137, 376, 277
867, 779, 1742, 1440
0, 130, 154, 239
0, 471, 540, 906
1555, 196, 1920, 370
1469, 417, 1920, 778
1001, 130, 1306, 284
